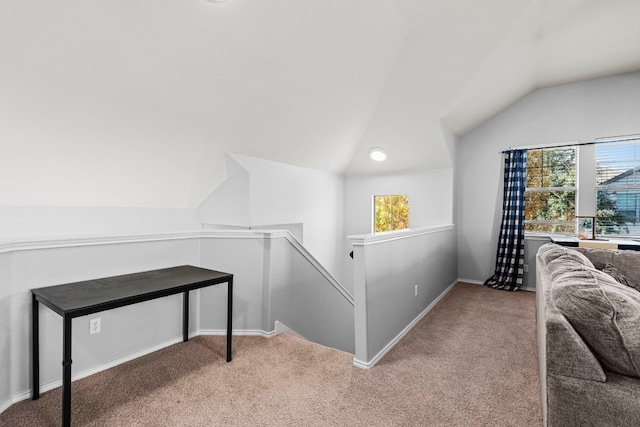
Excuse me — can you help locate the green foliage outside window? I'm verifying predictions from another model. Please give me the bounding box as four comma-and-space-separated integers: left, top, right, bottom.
374, 195, 409, 233
524, 144, 635, 236
524, 148, 576, 233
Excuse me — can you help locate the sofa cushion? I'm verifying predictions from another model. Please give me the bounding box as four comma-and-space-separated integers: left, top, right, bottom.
538, 243, 596, 283
603, 263, 640, 292
576, 247, 640, 286
552, 268, 640, 378
547, 258, 594, 282
539, 243, 595, 269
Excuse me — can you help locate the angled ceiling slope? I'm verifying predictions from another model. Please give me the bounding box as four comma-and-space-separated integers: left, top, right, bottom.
1, 0, 639, 208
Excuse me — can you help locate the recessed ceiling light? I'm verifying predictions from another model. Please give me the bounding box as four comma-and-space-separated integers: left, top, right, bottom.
369, 147, 387, 162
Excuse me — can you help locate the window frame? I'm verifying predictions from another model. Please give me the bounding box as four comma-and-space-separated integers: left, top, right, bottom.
594, 140, 640, 237
522, 138, 640, 238
372, 194, 410, 234
524, 147, 577, 235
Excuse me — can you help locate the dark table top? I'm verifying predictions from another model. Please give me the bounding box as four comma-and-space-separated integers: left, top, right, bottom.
32, 265, 232, 317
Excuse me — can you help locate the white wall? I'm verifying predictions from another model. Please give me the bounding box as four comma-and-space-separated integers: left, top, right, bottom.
196, 155, 250, 227
343, 168, 454, 290
198, 153, 345, 282
458, 71, 640, 284
344, 169, 453, 235
0, 206, 200, 239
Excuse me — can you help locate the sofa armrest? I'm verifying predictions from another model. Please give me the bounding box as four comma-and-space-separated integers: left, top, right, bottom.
545, 310, 606, 382
536, 252, 607, 382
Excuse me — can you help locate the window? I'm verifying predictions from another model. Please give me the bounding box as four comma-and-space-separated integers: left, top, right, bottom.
596, 141, 640, 236
524, 147, 576, 234
373, 195, 409, 233
522, 137, 640, 238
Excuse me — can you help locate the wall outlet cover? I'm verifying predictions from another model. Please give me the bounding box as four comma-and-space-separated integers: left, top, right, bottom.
90, 318, 101, 334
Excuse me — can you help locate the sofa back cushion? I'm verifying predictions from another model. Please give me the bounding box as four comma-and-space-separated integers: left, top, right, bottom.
552, 268, 640, 378
538, 243, 596, 283
602, 263, 640, 292
539, 243, 595, 269
576, 247, 640, 287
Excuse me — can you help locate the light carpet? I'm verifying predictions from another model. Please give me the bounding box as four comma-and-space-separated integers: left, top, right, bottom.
0, 282, 542, 426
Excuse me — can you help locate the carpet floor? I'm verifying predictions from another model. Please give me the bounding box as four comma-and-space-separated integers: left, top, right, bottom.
0, 282, 542, 426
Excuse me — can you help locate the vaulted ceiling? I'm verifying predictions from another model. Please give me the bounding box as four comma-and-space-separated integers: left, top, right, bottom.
1, 0, 639, 207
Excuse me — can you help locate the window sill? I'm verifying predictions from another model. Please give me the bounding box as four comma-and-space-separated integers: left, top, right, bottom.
525, 233, 640, 251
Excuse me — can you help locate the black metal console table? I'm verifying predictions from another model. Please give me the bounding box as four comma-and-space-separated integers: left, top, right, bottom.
31, 265, 233, 427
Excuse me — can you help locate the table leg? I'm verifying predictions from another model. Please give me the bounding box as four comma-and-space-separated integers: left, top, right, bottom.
226, 278, 233, 362
32, 294, 40, 400
183, 291, 189, 342
62, 315, 72, 427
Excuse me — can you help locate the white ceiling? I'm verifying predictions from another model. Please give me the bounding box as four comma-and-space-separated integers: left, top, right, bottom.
1, 0, 639, 207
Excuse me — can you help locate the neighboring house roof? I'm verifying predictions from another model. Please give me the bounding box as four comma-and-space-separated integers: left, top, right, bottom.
600, 167, 640, 186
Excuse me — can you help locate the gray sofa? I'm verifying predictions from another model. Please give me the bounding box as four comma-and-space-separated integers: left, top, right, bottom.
536, 243, 640, 427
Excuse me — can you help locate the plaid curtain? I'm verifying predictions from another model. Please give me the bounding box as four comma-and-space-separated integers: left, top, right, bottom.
484, 149, 527, 291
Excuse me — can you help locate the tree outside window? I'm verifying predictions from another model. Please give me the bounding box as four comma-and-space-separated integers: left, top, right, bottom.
524, 148, 576, 234
374, 195, 409, 233
523, 140, 640, 237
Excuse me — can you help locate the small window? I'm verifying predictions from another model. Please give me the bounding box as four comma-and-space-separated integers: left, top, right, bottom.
373, 195, 409, 233
524, 147, 577, 234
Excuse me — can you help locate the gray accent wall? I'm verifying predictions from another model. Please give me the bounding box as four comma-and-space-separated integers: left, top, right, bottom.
3, 237, 201, 407
523, 236, 551, 290
351, 226, 458, 367
458, 71, 640, 287
267, 237, 355, 352
198, 231, 354, 353
1, 229, 356, 412
0, 251, 11, 407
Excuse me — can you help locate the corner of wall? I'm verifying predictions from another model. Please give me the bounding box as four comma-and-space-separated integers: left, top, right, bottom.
440, 121, 460, 275
196, 154, 251, 226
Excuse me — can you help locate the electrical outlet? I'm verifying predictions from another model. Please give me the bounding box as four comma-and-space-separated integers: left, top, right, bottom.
524, 264, 529, 273
89, 318, 101, 335
414, 285, 418, 296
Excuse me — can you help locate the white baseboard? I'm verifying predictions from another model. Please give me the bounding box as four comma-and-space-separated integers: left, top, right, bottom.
459, 278, 536, 292
274, 321, 304, 338
352, 279, 458, 369
0, 397, 14, 416
458, 278, 485, 285
4, 336, 185, 411
198, 328, 276, 338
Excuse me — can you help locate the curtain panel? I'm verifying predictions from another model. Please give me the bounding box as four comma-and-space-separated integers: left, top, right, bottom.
485, 149, 527, 291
